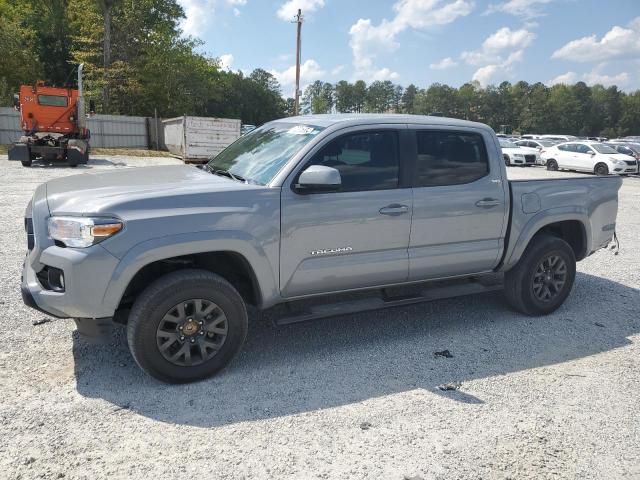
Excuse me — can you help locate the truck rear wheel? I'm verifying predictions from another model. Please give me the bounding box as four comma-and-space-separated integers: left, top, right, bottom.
21, 160, 32, 167
504, 234, 576, 316
127, 269, 248, 383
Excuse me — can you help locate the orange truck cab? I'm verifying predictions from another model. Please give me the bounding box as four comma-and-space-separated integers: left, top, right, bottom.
9, 64, 90, 167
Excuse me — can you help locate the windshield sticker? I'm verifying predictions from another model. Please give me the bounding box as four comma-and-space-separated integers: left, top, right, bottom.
288, 125, 317, 135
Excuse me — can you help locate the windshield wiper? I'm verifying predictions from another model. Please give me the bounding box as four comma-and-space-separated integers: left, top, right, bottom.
204, 164, 246, 183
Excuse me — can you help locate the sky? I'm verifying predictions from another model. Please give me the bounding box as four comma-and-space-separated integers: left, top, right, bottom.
176, 0, 640, 97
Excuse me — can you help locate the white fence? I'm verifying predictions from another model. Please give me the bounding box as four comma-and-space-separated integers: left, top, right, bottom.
0, 107, 150, 148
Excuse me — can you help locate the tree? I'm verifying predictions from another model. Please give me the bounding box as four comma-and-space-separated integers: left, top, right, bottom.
302, 80, 333, 114
401, 84, 418, 114
352, 80, 367, 113
334, 80, 354, 113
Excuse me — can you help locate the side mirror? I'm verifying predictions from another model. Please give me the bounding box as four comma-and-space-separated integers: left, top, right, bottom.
295, 165, 341, 193
589, 151, 596, 156
12, 94, 20, 111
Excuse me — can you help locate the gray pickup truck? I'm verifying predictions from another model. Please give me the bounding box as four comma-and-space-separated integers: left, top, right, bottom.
21, 115, 622, 383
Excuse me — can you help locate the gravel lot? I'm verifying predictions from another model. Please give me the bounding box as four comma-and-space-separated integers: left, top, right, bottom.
1, 156, 638, 480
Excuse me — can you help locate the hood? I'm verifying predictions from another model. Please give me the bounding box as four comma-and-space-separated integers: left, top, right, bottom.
607, 153, 635, 162
501, 146, 530, 154
514, 145, 540, 153
45, 165, 258, 215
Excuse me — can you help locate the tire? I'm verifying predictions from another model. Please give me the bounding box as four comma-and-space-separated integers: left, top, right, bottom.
21, 160, 32, 167
127, 269, 248, 383
546, 159, 558, 171
504, 155, 510, 167
504, 234, 576, 316
594, 163, 609, 176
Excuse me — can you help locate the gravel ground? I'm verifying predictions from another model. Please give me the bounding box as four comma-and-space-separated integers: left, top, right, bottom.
0, 156, 638, 480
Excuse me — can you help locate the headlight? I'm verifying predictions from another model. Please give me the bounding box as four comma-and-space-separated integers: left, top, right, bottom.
47, 216, 123, 248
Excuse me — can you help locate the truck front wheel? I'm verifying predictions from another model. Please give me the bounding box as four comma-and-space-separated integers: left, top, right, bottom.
127, 269, 248, 383
504, 234, 576, 316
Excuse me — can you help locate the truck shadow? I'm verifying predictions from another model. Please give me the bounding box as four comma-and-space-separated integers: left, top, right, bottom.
72, 272, 639, 427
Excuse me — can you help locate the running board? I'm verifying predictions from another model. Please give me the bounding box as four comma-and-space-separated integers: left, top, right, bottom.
274, 279, 504, 326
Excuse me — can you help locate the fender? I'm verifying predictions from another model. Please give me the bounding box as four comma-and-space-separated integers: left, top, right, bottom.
500, 206, 591, 271
101, 230, 280, 313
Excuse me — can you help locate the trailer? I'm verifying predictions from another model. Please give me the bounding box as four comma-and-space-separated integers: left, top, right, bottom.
8, 64, 91, 167
163, 115, 240, 163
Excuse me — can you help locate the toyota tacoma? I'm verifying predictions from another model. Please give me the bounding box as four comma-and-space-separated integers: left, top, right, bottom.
21, 115, 622, 383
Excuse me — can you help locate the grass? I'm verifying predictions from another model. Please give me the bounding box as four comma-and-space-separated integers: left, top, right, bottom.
91, 148, 175, 157
0, 144, 174, 158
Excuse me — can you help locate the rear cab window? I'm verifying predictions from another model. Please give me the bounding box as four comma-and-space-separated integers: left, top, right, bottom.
37, 95, 68, 107
414, 130, 489, 187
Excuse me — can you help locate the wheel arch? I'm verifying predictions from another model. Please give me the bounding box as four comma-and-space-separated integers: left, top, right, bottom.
502, 212, 591, 271
102, 232, 280, 316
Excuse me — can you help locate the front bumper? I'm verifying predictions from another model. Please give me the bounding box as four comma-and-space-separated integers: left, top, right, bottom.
22, 245, 121, 319
21, 185, 121, 319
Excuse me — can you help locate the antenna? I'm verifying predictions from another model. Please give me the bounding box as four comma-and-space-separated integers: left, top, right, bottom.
292, 9, 303, 116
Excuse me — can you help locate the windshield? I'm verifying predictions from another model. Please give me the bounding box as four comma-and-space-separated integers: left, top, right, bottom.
207, 122, 324, 185
500, 140, 518, 148
591, 144, 618, 154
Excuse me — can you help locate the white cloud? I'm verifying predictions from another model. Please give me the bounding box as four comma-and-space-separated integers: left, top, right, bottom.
349, 0, 473, 79
548, 69, 629, 88
552, 17, 640, 63
218, 53, 234, 70
461, 27, 535, 85
371, 68, 400, 81
276, 0, 325, 21
178, 0, 246, 35
178, 0, 215, 36
548, 71, 578, 85
482, 26, 535, 51
472, 65, 500, 85
582, 71, 629, 87
485, 0, 554, 18
270, 58, 326, 97
430, 57, 458, 70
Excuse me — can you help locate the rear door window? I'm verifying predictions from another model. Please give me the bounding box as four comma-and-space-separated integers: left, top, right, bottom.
414, 130, 489, 187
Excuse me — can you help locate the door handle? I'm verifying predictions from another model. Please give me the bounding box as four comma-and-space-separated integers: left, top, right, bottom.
379, 204, 409, 216
475, 198, 501, 208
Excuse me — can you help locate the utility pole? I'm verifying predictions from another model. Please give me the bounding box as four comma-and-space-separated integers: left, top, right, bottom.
293, 9, 303, 116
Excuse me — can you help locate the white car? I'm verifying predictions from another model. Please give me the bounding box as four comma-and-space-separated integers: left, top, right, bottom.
499, 139, 538, 166
540, 141, 638, 175
515, 139, 557, 164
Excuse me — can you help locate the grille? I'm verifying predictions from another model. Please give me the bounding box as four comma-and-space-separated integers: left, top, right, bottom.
624, 160, 636, 166
25, 217, 34, 251
525, 154, 536, 163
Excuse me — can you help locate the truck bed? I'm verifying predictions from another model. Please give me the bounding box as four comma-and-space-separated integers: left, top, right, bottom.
502, 176, 622, 270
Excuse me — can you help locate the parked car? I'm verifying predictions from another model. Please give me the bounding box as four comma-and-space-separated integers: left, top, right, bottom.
20, 114, 622, 383
500, 139, 538, 166
540, 135, 578, 142
541, 141, 637, 175
515, 139, 558, 164
603, 143, 640, 174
